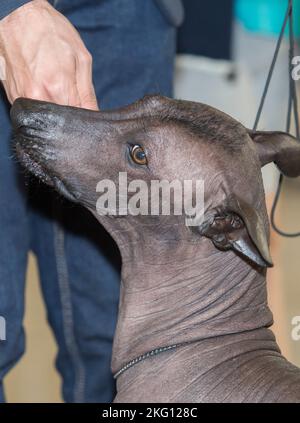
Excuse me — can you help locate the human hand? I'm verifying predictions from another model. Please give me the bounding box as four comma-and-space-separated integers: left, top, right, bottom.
0, 0, 98, 109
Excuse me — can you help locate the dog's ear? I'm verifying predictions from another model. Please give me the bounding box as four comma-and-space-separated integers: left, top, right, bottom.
198, 196, 273, 268
248, 130, 300, 177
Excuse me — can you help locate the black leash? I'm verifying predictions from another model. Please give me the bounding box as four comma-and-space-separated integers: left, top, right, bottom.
114, 340, 200, 379
114, 344, 179, 379
254, 0, 300, 237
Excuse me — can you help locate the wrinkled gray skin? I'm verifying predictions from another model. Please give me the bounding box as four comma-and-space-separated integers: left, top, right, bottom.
11, 95, 300, 402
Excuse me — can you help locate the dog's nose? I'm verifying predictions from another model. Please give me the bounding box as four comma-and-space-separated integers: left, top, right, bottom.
12, 98, 45, 129
11, 98, 63, 134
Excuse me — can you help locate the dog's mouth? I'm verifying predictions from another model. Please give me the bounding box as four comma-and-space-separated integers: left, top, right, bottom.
15, 141, 80, 203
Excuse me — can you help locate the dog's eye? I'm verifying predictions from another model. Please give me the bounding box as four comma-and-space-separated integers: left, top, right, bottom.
130, 145, 147, 165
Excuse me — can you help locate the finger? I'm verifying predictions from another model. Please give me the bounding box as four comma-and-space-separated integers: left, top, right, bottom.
76, 49, 99, 111
43, 75, 81, 107
1, 81, 14, 104
2, 76, 20, 104
66, 79, 82, 107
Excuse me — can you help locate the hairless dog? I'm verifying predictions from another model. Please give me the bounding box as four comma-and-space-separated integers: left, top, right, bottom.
11, 95, 300, 402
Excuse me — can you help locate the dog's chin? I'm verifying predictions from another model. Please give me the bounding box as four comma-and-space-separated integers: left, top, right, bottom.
16, 142, 54, 185
15, 142, 80, 203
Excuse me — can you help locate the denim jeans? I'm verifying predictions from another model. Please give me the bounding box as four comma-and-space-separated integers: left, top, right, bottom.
0, 0, 176, 402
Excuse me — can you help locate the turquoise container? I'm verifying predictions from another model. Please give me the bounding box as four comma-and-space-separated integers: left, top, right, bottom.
235, 0, 300, 37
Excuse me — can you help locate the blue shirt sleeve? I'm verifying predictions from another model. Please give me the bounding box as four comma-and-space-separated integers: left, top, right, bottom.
0, 1, 32, 20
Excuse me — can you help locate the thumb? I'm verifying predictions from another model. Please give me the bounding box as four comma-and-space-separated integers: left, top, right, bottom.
76, 51, 99, 111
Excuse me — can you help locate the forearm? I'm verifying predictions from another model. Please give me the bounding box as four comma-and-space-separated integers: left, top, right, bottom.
0, 0, 32, 20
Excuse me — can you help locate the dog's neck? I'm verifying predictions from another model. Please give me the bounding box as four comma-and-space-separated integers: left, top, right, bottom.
108, 221, 273, 374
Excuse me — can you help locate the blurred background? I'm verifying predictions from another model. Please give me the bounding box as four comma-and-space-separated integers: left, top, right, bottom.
5, 0, 300, 402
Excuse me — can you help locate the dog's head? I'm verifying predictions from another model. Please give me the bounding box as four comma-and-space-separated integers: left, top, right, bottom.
11, 95, 300, 268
